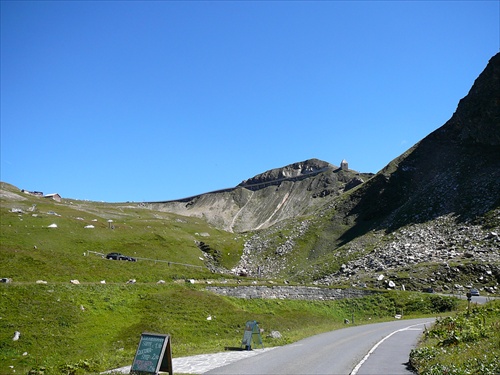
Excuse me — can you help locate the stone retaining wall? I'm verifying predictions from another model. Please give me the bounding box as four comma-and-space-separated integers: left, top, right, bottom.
206, 286, 373, 300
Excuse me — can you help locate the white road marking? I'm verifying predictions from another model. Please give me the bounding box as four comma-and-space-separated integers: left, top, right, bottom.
350, 322, 427, 375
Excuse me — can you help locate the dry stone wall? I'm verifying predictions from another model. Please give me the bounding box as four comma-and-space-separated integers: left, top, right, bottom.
206, 286, 373, 300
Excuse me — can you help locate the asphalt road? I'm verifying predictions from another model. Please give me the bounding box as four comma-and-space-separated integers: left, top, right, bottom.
205, 318, 435, 375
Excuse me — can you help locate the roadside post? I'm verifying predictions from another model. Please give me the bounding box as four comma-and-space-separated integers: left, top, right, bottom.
466, 292, 472, 317
130, 332, 172, 375
241, 320, 264, 350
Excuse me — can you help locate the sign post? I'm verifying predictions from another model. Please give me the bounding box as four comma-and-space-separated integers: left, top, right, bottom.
241, 320, 263, 350
466, 292, 472, 317
130, 333, 172, 375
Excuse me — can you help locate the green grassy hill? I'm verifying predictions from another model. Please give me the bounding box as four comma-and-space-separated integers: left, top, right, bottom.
0, 183, 244, 283
1, 282, 460, 375
2, 53, 499, 375
1, 182, 461, 375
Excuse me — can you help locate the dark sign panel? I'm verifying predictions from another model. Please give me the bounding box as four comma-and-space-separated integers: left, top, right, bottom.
241, 320, 263, 350
131, 333, 172, 375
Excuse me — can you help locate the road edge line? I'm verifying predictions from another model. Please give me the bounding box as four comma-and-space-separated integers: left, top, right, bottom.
350, 322, 428, 375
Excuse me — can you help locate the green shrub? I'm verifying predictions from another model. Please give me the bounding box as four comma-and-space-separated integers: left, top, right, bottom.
410, 300, 500, 374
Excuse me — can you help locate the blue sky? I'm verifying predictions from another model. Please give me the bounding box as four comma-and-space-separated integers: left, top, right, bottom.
1, 1, 499, 202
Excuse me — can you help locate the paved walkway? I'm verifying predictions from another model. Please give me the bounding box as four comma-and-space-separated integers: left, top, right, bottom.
104, 347, 276, 374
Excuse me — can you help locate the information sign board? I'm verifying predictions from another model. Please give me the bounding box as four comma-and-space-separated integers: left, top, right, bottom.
241, 320, 263, 350
130, 333, 172, 375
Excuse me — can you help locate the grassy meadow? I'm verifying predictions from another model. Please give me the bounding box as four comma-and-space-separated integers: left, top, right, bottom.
0, 184, 244, 283
0, 183, 492, 374
1, 282, 461, 375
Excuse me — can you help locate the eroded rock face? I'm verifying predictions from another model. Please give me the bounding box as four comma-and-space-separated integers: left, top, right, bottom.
153, 54, 499, 290
325, 53, 500, 234
444, 53, 500, 146
231, 53, 500, 289
149, 159, 373, 232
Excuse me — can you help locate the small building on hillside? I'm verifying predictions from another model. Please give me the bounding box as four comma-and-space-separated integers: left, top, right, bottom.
341, 159, 349, 171
44, 193, 62, 202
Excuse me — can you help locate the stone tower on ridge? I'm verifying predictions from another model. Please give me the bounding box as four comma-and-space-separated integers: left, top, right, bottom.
341, 159, 348, 171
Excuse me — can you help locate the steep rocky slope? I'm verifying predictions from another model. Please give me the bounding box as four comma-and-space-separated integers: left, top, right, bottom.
336, 52, 500, 235
234, 53, 500, 291
148, 159, 373, 232
6, 54, 497, 293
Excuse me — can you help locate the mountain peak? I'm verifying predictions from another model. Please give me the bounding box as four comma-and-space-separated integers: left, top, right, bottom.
338, 52, 500, 234
435, 52, 500, 146
238, 158, 336, 187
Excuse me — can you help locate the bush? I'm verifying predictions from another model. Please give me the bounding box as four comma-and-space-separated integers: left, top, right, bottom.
410, 300, 500, 374
429, 295, 458, 313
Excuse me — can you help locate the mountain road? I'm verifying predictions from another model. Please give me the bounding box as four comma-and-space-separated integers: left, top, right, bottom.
205, 318, 435, 375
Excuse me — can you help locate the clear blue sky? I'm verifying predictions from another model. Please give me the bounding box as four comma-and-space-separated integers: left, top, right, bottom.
1, 1, 499, 202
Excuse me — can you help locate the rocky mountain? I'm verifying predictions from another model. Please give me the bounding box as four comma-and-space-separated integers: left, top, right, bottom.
152, 53, 498, 240
238, 159, 335, 188
148, 158, 373, 232
339, 52, 500, 232
230, 53, 500, 290
6, 54, 496, 293
145, 54, 499, 291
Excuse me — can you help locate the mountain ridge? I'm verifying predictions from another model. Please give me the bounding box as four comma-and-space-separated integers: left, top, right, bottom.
148, 158, 373, 232
148, 54, 499, 236
2, 53, 498, 291
230, 53, 500, 286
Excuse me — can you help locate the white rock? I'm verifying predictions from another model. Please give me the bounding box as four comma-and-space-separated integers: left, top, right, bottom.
13, 331, 20, 341
268, 330, 282, 339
